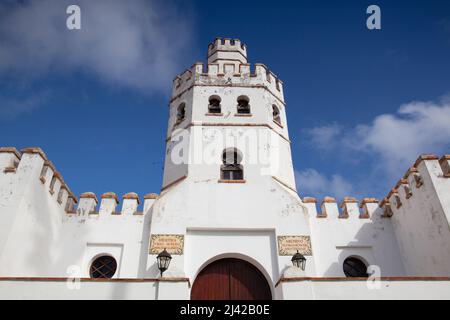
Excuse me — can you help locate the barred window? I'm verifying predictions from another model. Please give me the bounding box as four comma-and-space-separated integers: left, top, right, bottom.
90, 256, 117, 279
343, 257, 368, 278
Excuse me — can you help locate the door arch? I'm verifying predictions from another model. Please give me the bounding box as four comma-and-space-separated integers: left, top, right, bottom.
191, 258, 272, 300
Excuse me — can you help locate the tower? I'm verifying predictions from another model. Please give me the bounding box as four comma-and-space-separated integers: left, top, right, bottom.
148, 38, 313, 299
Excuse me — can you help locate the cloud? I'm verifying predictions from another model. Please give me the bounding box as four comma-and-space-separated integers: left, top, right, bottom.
295, 169, 353, 200
305, 123, 342, 151
354, 101, 450, 174
0, 91, 50, 119
0, 0, 193, 92
304, 97, 450, 196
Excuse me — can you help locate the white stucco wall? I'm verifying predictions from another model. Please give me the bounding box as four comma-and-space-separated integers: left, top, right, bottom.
0, 149, 153, 278
279, 279, 450, 300
387, 156, 450, 276
306, 199, 406, 277
0, 279, 189, 300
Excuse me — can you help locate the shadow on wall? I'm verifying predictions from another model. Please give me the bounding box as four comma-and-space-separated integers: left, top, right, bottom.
321, 213, 406, 278
25, 189, 90, 278
138, 205, 156, 277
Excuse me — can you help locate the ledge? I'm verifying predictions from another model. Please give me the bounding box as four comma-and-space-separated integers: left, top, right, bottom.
275, 276, 450, 287
218, 179, 246, 184
167, 122, 292, 144
205, 113, 223, 117
3, 167, 17, 173
0, 277, 191, 285
161, 175, 188, 192
273, 120, 284, 129
234, 113, 253, 117
0, 147, 21, 159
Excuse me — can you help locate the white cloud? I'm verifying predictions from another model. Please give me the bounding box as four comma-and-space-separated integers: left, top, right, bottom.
0, 0, 193, 92
295, 169, 353, 200
355, 101, 450, 174
305, 123, 342, 151
306, 98, 450, 177
0, 91, 50, 119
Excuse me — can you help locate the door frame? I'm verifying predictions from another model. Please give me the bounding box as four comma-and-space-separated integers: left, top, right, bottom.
191, 253, 274, 299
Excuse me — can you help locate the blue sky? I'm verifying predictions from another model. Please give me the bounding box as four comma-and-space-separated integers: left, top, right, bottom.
1, 0, 450, 203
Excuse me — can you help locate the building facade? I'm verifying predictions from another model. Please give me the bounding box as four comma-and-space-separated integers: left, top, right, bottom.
1, 39, 450, 300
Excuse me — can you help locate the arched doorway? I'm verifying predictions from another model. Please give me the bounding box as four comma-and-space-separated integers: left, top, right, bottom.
191, 258, 272, 300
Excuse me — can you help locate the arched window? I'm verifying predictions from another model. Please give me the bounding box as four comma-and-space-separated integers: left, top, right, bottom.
237, 96, 251, 114
343, 257, 368, 278
221, 149, 244, 181
208, 96, 222, 114
272, 105, 281, 125
176, 103, 186, 124
90, 255, 117, 279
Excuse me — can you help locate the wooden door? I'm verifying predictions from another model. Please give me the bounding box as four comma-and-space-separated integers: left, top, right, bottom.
191, 258, 272, 300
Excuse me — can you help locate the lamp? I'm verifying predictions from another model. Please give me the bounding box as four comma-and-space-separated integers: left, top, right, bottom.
156, 249, 172, 277
291, 251, 306, 271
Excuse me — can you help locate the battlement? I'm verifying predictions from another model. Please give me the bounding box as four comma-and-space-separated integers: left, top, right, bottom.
207, 38, 248, 64
0, 146, 161, 220
0, 146, 77, 213
303, 196, 380, 220
172, 61, 284, 102
379, 154, 450, 218
171, 38, 284, 102
73, 191, 159, 217
302, 153, 450, 221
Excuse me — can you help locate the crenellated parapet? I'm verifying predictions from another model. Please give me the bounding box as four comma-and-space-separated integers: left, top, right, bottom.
0, 147, 21, 173
0, 146, 78, 213
379, 154, 450, 218
303, 153, 450, 221
1, 146, 160, 220
71, 191, 159, 218
207, 38, 248, 65
171, 38, 284, 103
303, 196, 380, 220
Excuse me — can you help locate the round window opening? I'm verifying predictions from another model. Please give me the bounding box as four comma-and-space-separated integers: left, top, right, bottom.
90, 256, 117, 279
343, 257, 368, 278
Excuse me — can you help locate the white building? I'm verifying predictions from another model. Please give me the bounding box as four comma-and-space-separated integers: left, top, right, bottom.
1, 38, 450, 300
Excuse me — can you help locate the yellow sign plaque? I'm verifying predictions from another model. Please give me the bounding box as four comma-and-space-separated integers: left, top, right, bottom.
277, 236, 312, 256
149, 234, 184, 255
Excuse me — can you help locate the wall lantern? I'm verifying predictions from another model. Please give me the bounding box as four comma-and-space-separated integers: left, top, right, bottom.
156, 249, 172, 277
291, 251, 306, 271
